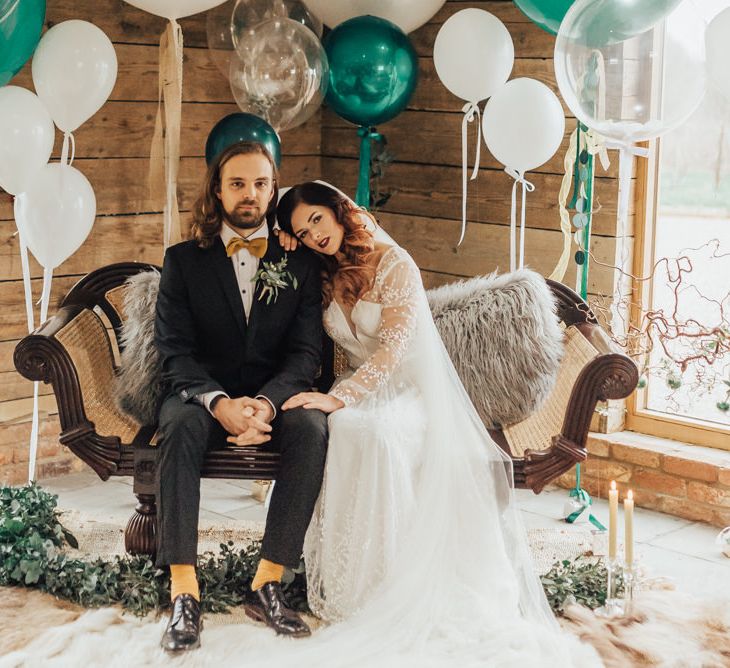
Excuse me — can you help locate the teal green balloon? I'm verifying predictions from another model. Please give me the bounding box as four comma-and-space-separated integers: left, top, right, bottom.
0, 0, 46, 87
324, 15, 418, 127
205, 113, 281, 167
513, 0, 574, 35
205, 112, 281, 167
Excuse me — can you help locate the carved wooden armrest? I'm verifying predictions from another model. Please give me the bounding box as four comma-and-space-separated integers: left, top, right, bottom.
515, 321, 638, 493
14, 304, 128, 480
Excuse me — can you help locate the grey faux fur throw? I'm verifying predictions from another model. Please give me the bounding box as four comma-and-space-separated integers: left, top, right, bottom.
114, 270, 163, 425
427, 269, 563, 428
114, 268, 563, 429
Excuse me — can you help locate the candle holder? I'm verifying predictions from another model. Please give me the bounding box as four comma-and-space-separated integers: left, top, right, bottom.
622, 562, 637, 615
594, 557, 625, 618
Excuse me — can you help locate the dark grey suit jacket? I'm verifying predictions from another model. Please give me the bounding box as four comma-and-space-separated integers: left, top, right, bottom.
153, 233, 323, 412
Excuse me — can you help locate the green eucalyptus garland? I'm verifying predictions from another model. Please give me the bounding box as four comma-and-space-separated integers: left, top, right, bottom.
2, 484, 614, 618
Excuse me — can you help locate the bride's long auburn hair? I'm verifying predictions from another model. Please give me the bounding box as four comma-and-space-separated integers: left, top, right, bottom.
277, 182, 378, 308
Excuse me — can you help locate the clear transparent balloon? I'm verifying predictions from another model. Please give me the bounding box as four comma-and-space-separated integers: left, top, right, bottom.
229, 17, 328, 132
554, 0, 706, 144
206, 0, 236, 77
232, 0, 322, 52
706, 7, 730, 102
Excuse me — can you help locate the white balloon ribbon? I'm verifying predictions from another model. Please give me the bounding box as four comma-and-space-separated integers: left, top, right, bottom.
504, 167, 535, 272
604, 142, 649, 235
601, 141, 649, 331
60, 131, 76, 167
458, 101, 482, 247
14, 194, 40, 483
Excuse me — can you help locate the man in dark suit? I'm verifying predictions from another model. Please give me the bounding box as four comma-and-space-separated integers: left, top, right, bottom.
154, 141, 327, 653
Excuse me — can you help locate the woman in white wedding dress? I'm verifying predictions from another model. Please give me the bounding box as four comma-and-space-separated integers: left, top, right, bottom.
272, 181, 604, 668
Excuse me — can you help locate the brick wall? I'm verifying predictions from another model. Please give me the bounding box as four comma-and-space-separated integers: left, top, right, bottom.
557, 432, 730, 528
0, 417, 87, 485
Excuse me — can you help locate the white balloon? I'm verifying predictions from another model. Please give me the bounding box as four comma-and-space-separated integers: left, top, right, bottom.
123, 0, 226, 20
0, 87, 55, 196
304, 0, 445, 33
434, 9, 514, 102
482, 78, 565, 173
32, 20, 118, 133
18, 164, 97, 269
707, 8, 730, 101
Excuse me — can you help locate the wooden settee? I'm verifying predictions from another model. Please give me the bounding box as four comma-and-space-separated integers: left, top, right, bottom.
14, 262, 638, 558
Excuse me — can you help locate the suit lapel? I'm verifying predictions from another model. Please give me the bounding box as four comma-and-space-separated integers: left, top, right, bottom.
210, 237, 248, 337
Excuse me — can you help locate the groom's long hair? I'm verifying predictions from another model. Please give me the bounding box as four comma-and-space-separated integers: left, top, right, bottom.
190, 142, 279, 249
277, 182, 379, 308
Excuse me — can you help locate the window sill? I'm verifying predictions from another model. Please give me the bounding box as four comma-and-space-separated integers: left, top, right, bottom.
556, 430, 730, 527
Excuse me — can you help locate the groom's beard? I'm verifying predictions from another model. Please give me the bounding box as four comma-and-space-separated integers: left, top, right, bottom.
223, 201, 267, 231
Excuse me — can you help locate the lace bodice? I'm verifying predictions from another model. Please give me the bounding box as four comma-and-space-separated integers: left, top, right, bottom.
324, 246, 422, 407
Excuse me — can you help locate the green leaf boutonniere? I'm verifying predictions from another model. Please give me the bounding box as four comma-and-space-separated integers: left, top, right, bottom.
253, 255, 299, 305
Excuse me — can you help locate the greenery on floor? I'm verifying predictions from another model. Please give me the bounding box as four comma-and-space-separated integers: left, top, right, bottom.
2, 483, 613, 618
540, 556, 624, 615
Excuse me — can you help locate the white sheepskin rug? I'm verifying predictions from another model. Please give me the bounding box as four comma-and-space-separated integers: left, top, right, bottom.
3, 517, 729, 667
4, 586, 730, 667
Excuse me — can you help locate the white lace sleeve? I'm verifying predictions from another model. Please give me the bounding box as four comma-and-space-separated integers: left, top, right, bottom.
331, 249, 421, 407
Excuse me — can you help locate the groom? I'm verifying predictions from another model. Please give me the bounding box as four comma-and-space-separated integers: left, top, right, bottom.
154, 141, 327, 653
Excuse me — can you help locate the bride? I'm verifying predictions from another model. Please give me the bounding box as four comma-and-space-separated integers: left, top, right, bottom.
272, 181, 603, 667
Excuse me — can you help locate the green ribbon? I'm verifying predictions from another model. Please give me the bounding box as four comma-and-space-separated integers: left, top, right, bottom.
355, 126, 382, 208
565, 463, 607, 531
567, 122, 595, 301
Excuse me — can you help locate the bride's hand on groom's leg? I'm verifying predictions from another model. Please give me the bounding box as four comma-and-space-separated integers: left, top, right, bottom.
282, 392, 344, 414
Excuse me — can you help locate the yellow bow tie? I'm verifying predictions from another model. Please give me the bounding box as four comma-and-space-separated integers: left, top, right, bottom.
225, 236, 268, 259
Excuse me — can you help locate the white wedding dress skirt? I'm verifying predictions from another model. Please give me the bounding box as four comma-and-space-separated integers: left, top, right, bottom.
305, 314, 427, 621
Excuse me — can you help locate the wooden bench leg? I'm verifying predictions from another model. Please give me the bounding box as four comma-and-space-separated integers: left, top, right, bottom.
125, 493, 157, 557
125, 442, 158, 558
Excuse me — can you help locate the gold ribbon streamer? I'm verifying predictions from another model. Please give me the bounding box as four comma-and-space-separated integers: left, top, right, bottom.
549, 127, 610, 283
550, 127, 579, 283
149, 19, 183, 249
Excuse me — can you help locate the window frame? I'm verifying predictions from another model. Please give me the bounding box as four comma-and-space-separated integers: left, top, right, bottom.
625, 139, 730, 451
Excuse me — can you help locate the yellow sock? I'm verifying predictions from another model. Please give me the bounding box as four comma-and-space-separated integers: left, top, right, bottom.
251, 559, 284, 591
170, 564, 200, 602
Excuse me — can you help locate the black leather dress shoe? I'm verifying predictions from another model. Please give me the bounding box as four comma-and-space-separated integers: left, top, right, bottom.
161, 593, 202, 653
245, 582, 311, 638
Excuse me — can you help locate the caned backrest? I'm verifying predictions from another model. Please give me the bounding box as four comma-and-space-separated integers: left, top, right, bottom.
504, 325, 600, 457
54, 307, 140, 442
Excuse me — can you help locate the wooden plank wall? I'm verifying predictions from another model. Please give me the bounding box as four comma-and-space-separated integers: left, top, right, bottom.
0, 0, 322, 483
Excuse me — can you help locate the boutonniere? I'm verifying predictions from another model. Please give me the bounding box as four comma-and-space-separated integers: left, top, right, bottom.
253, 254, 299, 305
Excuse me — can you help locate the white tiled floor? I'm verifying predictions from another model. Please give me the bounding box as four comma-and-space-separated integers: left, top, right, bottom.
41, 470, 730, 601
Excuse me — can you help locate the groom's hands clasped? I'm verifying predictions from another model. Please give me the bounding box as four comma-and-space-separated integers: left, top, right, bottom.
213, 396, 273, 446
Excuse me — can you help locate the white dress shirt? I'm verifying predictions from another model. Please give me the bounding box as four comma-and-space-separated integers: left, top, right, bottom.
197, 221, 275, 419
219, 219, 269, 319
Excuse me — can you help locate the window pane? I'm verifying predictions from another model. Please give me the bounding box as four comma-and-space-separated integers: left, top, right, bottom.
644, 87, 730, 427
